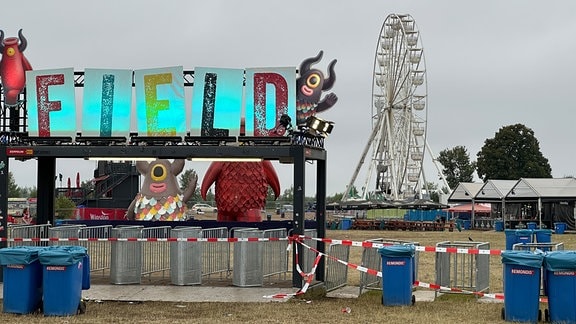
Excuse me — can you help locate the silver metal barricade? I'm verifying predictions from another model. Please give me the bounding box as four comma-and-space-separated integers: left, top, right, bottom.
201, 227, 230, 278
48, 225, 85, 246
300, 229, 318, 277
512, 242, 564, 252
7, 224, 51, 247
110, 226, 143, 284
170, 226, 202, 285
233, 228, 264, 287
435, 241, 490, 296
359, 238, 420, 295
262, 228, 288, 280
324, 243, 350, 291
141, 226, 171, 280
79, 225, 112, 275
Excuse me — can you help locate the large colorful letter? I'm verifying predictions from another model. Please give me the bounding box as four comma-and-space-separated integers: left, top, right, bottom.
190, 67, 244, 137
82, 68, 133, 137
134, 66, 185, 137
25, 68, 76, 137
244, 67, 295, 136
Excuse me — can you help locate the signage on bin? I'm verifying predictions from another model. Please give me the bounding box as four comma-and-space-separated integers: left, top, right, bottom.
7, 264, 24, 269
511, 268, 534, 275
46, 266, 67, 271
553, 271, 576, 276
386, 260, 406, 266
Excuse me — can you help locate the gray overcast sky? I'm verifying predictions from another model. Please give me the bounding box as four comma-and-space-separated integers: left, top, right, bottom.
2, 0, 576, 197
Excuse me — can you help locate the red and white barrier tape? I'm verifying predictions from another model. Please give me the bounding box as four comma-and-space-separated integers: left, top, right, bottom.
0, 237, 288, 243
297, 235, 504, 255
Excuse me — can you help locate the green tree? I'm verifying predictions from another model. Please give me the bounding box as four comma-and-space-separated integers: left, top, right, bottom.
7, 172, 22, 197
437, 146, 477, 189
179, 169, 200, 206
476, 124, 552, 181
55, 195, 76, 219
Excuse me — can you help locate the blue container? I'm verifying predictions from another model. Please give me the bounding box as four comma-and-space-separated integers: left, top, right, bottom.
462, 220, 471, 230
501, 251, 543, 323
339, 218, 353, 230
543, 251, 576, 323
527, 222, 537, 230
554, 222, 566, 234
505, 229, 533, 250
534, 229, 552, 244
378, 245, 415, 306
494, 220, 504, 232
0, 246, 43, 314
38, 246, 88, 316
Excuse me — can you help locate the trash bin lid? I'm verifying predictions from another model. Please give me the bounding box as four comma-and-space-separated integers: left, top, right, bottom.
378, 244, 415, 257
544, 251, 576, 271
501, 250, 543, 268
38, 246, 87, 266
0, 246, 43, 265
515, 229, 534, 236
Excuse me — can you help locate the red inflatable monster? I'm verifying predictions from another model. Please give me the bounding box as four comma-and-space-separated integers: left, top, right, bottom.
0, 29, 32, 106
201, 161, 280, 222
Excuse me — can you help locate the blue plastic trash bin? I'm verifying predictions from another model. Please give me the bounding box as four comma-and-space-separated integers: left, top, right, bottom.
501, 251, 543, 323
38, 246, 88, 316
554, 222, 566, 234
506, 229, 534, 250
527, 222, 537, 230
0, 246, 43, 314
543, 251, 576, 323
534, 229, 552, 244
462, 220, 471, 230
339, 218, 352, 230
494, 220, 504, 232
378, 245, 415, 306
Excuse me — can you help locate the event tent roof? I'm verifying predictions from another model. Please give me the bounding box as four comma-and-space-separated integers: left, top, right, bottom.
507, 178, 576, 201
475, 180, 517, 202
447, 182, 484, 203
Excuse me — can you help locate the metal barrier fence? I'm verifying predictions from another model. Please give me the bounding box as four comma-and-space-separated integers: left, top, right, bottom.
140, 226, 171, 280
435, 241, 490, 296
262, 228, 288, 280
324, 243, 350, 291
79, 225, 113, 275
359, 238, 420, 295
48, 225, 85, 246
202, 227, 230, 278
7, 224, 50, 247
301, 229, 318, 277
512, 242, 564, 252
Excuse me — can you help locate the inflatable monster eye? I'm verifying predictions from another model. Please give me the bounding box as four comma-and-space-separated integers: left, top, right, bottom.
306, 73, 321, 89
6, 47, 15, 56
151, 164, 167, 181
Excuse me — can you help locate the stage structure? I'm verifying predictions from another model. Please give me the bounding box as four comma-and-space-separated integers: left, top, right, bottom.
342, 14, 449, 203
0, 42, 336, 287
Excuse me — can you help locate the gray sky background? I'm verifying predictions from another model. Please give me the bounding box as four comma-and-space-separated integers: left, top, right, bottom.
2, 0, 575, 198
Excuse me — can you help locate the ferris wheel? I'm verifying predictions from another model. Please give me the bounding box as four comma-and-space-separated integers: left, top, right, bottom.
343, 14, 429, 202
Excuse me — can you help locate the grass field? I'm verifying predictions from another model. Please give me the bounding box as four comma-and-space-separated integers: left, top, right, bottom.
0, 228, 572, 323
